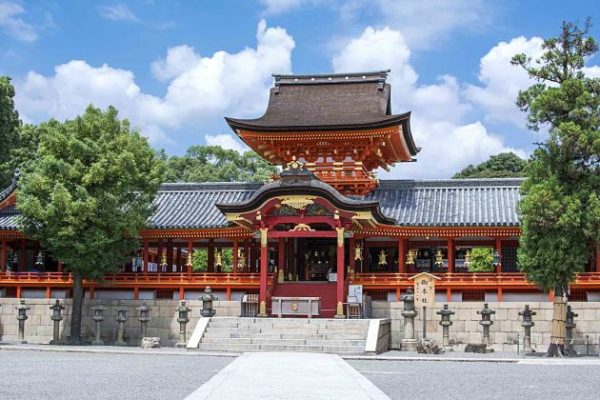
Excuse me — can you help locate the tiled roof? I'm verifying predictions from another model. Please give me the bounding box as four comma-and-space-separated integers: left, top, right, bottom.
0, 179, 524, 231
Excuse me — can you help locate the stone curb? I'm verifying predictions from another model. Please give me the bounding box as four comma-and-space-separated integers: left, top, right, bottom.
342, 354, 600, 364
0, 344, 239, 358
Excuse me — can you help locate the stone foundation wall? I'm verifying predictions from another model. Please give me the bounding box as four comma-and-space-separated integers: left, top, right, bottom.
0, 298, 240, 346
374, 301, 600, 352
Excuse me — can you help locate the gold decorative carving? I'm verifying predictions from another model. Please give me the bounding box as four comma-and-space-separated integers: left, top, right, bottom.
277, 195, 316, 210
260, 228, 268, 247
291, 303, 299, 311
291, 223, 314, 232
284, 156, 303, 171
336, 227, 345, 248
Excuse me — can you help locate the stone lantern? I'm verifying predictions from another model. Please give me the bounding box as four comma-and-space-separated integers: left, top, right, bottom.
137, 303, 151, 339
519, 304, 536, 353
49, 299, 65, 344
15, 299, 30, 343
91, 305, 106, 345
200, 286, 217, 317
436, 304, 455, 348
115, 304, 128, 346
176, 300, 192, 347
400, 288, 418, 351
565, 305, 578, 355
477, 303, 495, 346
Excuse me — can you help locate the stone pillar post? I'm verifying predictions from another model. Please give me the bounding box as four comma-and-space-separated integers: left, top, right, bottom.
49, 299, 65, 344
176, 300, 192, 347
15, 299, 30, 343
477, 303, 495, 346
400, 288, 418, 351
91, 305, 106, 345
565, 305, 578, 356
436, 304, 455, 349
519, 304, 536, 353
115, 304, 128, 346
137, 303, 151, 339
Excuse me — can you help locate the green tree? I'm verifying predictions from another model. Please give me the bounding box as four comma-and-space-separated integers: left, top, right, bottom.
166, 145, 277, 182
512, 19, 600, 356
453, 152, 528, 179
0, 76, 21, 186
192, 248, 233, 272
467, 248, 494, 272
17, 106, 166, 344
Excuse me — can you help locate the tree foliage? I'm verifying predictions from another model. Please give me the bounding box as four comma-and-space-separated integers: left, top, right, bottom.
467, 248, 495, 272
166, 145, 277, 183
17, 105, 166, 342
513, 19, 600, 292
0, 76, 21, 186
192, 248, 233, 272
453, 152, 528, 179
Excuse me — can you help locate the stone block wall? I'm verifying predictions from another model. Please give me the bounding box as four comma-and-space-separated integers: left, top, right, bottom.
0, 298, 240, 346
380, 301, 600, 352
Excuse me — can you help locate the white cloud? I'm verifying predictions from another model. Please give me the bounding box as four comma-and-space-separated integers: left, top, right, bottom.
14, 20, 295, 147
583, 65, 600, 78
260, 0, 309, 15
332, 26, 523, 179
465, 36, 544, 128
0, 1, 38, 42
205, 134, 248, 153
99, 4, 139, 22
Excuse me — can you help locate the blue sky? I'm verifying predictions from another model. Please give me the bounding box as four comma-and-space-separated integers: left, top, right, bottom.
0, 0, 598, 178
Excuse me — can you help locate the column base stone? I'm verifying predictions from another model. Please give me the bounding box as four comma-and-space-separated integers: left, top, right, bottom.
400, 339, 417, 351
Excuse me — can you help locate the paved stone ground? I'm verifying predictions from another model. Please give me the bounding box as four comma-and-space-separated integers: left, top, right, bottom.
0, 350, 232, 400
349, 359, 600, 400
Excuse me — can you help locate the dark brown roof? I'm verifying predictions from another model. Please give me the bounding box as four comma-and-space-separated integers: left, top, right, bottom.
226, 70, 415, 136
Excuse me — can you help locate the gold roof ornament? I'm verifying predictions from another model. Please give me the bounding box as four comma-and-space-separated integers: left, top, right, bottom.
354, 242, 363, 261
215, 249, 223, 267
160, 253, 168, 269
285, 156, 303, 171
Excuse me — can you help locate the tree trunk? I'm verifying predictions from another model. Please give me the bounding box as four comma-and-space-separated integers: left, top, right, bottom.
69, 271, 84, 345
546, 286, 567, 357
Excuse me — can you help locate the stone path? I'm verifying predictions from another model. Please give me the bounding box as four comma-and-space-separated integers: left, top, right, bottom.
184, 352, 390, 400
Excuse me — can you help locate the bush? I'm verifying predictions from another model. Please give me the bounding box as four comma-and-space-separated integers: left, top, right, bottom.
468, 248, 494, 272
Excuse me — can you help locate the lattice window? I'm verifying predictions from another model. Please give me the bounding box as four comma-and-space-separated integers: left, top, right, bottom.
367, 291, 389, 301
569, 290, 587, 302
462, 290, 485, 302
501, 247, 518, 272
156, 289, 174, 300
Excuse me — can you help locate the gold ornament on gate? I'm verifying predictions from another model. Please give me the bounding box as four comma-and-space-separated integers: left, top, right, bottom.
406, 249, 416, 265
434, 249, 444, 266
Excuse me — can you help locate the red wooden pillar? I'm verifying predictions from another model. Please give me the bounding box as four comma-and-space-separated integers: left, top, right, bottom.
208, 239, 215, 273
497, 287, 504, 302
166, 239, 173, 272
244, 239, 250, 272
278, 238, 285, 273
157, 239, 163, 273
179, 287, 185, 300
335, 227, 345, 318
446, 287, 452, 302
226, 287, 232, 301
45, 286, 51, 299
398, 238, 406, 273
176, 245, 182, 272
447, 238, 455, 273
142, 238, 149, 273
595, 244, 600, 273
495, 238, 502, 273
232, 240, 239, 274
89, 286, 95, 300
1, 239, 6, 273
258, 229, 268, 317
187, 240, 193, 274
349, 237, 356, 274
133, 286, 139, 300
19, 239, 25, 272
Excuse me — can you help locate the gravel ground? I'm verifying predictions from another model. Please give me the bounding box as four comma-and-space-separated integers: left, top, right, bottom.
349, 359, 600, 400
0, 350, 233, 400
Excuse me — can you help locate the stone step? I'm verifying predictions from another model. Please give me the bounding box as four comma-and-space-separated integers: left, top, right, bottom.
196, 343, 327, 353
200, 337, 366, 348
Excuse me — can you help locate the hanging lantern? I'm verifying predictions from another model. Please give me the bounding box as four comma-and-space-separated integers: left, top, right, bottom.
186, 250, 193, 267
378, 249, 387, 266
35, 251, 44, 267
11, 251, 19, 265
215, 249, 223, 268
160, 253, 168, 270
493, 250, 500, 266
464, 250, 471, 268
434, 249, 444, 266
238, 249, 246, 271
406, 249, 415, 265
354, 242, 363, 261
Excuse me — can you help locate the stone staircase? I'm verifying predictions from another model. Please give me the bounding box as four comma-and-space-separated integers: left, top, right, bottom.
194, 317, 372, 354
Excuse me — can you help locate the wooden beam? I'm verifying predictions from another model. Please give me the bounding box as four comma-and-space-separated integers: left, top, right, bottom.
447, 238, 455, 273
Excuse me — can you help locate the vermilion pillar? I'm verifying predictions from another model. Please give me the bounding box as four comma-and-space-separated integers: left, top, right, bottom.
447, 238, 455, 273
176, 245, 182, 272
278, 238, 285, 275
398, 238, 406, 273
157, 239, 163, 273
232, 240, 239, 274
258, 228, 269, 317
335, 227, 345, 318
142, 239, 149, 273
207, 239, 215, 273
1, 239, 6, 273
495, 238, 502, 273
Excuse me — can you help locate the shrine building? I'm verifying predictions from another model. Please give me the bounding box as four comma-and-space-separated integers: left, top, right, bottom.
1, 71, 599, 317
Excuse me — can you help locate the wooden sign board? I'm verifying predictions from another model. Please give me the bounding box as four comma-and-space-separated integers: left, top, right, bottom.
410, 272, 439, 306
